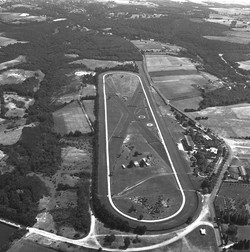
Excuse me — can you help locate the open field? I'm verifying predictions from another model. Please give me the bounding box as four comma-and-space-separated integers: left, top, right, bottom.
203, 35, 250, 44
4, 93, 34, 118
35, 136, 92, 238
145, 55, 218, 100
0, 34, 27, 47
187, 103, 250, 138
153, 79, 201, 100
0, 56, 26, 71
237, 60, 250, 70
113, 175, 182, 220
70, 58, 133, 70
111, 122, 173, 194
0, 120, 34, 145
105, 72, 139, 100
145, 55, 196, 73
0, 12, 46, 23
131, 40, 183, 52
53, 101, 92, 135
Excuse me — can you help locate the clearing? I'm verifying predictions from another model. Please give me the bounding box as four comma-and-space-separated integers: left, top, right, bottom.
3, 92, 34, 118
70, 58, 134, 70
145, 55, 196, 73
53, 101, 92, 135
35, 135, 93, 238
0, 56, 26, 71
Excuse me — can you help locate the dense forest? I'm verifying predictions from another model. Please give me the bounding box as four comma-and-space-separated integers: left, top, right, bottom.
0, 2, 143, 230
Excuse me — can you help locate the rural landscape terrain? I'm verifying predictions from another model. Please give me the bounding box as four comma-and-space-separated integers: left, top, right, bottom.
0, 0, 249, 251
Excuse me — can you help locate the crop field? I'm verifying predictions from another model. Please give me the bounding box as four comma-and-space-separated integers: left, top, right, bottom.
215, 182, 250, 215
145, 55, 196, 73
145, 55, 214, 100
70, 58, 133, 70
53, 101, 92, 135
82, 100, 95, 123
154, 80, 201, 100
187, 103, 250, 138
0, 56, 26, 71
172, 97, 203, 111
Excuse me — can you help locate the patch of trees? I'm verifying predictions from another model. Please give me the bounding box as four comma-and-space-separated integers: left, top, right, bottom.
199, 85, 250, 109
0, 228, 27, 252
218, 209, 249, 226
0, 77, 38, 98
195, 116, 208, 120
232, 240, 250, 250
0, 172, 48, 226
184, 108, 198, 112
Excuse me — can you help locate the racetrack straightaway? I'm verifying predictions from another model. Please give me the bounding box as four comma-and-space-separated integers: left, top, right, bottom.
97, 70, 201, 230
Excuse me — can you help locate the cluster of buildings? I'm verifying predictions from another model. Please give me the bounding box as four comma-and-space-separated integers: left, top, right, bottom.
122, 156, 151, 169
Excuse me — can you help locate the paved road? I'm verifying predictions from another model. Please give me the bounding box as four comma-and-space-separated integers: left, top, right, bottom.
97, 69, 201, 232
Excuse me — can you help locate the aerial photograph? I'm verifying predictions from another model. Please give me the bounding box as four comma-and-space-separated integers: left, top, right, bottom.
0, 0, 250, 251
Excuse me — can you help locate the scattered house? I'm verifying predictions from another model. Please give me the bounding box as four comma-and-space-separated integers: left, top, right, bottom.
200, 228, 207, 235
140, 158, 150, 167
133, 161, 139, 167
121, 164, 126, 169
210, 147, 218, 155
203, 134, 212, 140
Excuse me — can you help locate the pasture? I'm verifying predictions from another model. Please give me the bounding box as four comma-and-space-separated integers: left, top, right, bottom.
187, 103, 250, 138
70, 58, 133, 70
53, 101, 92, 135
